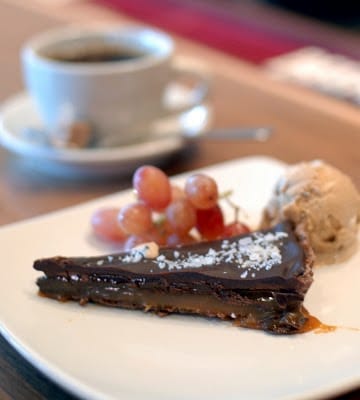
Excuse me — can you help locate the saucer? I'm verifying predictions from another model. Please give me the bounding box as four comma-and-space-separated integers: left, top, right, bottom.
0, 92, 211, 178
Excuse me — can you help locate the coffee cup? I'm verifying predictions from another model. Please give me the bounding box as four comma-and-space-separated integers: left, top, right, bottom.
21, 25, 209, 148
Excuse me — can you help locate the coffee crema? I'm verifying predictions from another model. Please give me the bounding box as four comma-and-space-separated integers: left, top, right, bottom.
43, 45, 144, 63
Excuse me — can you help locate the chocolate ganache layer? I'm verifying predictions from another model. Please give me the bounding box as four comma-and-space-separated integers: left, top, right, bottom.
34, 221, 314, 334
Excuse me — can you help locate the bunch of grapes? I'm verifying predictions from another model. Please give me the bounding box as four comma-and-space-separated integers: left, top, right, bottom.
91, 165, 250, 249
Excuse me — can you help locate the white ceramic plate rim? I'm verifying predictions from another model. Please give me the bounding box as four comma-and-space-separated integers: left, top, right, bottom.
0, 156, 359, 400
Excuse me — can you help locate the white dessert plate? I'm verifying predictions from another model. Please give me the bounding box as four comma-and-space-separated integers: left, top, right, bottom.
0, 91, 211, 178
0, 156, 359, 400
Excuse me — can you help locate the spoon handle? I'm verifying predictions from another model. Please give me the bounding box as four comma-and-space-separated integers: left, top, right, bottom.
201, 127, 272, 141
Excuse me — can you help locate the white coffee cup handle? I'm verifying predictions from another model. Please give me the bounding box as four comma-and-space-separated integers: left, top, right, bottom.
164, 61, 210, 114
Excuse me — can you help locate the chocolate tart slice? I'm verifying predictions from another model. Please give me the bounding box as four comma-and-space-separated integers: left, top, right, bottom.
34, 221, 314, 334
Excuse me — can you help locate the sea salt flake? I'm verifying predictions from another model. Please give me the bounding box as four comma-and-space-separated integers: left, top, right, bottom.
151, 231, 286, 272
249, 252, 261, 262
158, 262, 166, 269
130, 251, 143, 263
191, 257, 203, 267
207, 248, 217, 256
105, 286, 119, 292
221, 240, 230, 249
238, 237, 252, 246
203, 255, 215, 265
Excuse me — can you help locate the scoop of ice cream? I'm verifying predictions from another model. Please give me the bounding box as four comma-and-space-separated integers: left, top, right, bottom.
261, 160, 360, 264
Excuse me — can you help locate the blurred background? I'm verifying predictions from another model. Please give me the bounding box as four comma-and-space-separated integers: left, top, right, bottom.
84, 0, 360, 104
83, 0, 360, 62
266, 0, 360, 25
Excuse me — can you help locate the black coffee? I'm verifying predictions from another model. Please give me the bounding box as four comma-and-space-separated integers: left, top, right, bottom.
44, 45, 144, 63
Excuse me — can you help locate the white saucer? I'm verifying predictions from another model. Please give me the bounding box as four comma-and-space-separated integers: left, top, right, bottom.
0, 92, 211, 178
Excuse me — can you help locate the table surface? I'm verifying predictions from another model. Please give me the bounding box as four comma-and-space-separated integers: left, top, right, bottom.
0, 1, 359, 399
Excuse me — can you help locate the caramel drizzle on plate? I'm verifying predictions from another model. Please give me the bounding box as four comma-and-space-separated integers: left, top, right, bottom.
301, 310, 360, 334
302, 314, 337, 333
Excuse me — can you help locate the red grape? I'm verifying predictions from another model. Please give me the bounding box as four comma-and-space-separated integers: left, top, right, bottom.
222, 221, 251, 238
166, 232, 197, 246
91, 165, 248, 248
171, 184, 186, 201
123, 234, 149, 251
185, 174, 218, 210
165, 199, 196, 235
153, 217, 171, 239
196, 204, 225, 240
133, 165, 171, 211
118, 202, 152, 235
123, 224, 169, 250
91, 208, 126, 242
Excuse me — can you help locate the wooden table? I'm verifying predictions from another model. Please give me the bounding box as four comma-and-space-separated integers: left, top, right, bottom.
0, 1, 359, 399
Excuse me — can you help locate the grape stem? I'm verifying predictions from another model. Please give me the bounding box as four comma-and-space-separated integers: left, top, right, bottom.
219, 190, 248, 221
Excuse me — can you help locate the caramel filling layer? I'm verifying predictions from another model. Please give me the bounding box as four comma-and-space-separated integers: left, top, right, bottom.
37, 278, 307, 333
